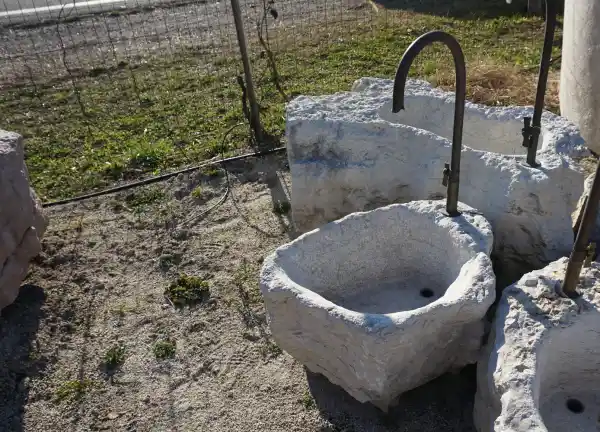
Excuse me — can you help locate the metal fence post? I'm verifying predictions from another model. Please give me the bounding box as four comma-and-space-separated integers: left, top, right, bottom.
230, 0, 263, 144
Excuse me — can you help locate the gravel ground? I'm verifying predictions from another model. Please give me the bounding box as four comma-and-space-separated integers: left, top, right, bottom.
0, 154, 478, 432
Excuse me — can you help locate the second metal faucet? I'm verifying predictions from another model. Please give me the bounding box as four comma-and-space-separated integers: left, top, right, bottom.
521, 0, 558, 167
392, 30, 466, 217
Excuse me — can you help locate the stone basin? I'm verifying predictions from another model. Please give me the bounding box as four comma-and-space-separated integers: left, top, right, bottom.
260, 200, 495, 410
474, 258, 600, 432
286, 77, 589, 280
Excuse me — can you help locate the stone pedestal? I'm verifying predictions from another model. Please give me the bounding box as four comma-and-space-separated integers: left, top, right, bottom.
0, 130, 48, 310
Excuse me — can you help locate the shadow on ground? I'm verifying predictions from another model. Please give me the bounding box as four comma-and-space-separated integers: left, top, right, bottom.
226, 153, 297, 240
0, 284, 47, 432
371, 0, 528, 18
307, 365, 477, 432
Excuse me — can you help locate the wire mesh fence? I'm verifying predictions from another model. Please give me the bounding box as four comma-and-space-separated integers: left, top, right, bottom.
0, 0, 539, 204
0, 0, 393, 202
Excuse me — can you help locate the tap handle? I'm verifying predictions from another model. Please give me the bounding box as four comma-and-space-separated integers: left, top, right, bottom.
522, 117, 532, 148
442, 163, 450, 187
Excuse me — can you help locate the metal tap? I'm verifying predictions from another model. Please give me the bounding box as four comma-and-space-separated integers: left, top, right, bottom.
392, 30, 466, 217
520, 0, 558, 167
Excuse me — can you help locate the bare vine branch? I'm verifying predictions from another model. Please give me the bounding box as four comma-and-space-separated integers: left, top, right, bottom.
56, 1, 87, 118
256, 0, 288, 102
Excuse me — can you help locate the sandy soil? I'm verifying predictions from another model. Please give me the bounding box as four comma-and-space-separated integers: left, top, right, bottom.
0, 154, 477, 432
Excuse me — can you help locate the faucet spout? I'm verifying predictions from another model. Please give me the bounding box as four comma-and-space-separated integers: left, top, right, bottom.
392, 31, 466, 217
521, 0, 558, 168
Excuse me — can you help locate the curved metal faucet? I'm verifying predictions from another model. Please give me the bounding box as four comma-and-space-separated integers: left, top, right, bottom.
520, 0, 558, 167
392, 30, 466, 217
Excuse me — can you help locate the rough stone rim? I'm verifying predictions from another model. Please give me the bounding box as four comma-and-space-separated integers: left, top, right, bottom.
261, 200, 495, 331
287, 77, 589, 160
477, 258, 600, 431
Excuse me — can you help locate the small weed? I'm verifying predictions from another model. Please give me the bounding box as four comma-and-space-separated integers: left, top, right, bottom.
300, 391, 316, 410
200, 166, 221, 178
233, 261, 262, 306
260, 341, 283, 358
164, 273, 210, 307
125, 188, 165, 208
110, 304, 127, 319
153, 339, 176, 360
159, 252, 183, 270
191, 186, 203, 199
54, 379, 97, 403
109, 303, 139, 320
110, 200, 126, 212
28, 350, 42, 362
272, 201, 291, 215
103, 345, 126, 370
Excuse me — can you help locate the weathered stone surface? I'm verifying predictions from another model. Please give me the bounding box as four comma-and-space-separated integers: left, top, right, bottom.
560, 0, 600, 154
286, 77, 589, 278
474, 258, 600, 432
260, 200, 495, 411
0, 130, 48, 310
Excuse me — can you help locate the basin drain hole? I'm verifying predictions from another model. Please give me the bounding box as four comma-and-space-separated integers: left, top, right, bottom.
566, 398, 585, 414
420, 289, 434, 298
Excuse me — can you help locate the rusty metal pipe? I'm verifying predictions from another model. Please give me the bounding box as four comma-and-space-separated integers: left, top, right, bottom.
521, 0, 558, 167
392, 30, 466, 217
561, 159, 600, 298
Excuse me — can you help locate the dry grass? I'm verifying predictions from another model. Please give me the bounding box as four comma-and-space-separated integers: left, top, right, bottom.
432, 63, 560, 111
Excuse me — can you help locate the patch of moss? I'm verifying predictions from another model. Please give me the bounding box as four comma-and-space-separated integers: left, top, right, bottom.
54, 379, 97, 403
153, 339, 176, 359
164, 274, 210, 307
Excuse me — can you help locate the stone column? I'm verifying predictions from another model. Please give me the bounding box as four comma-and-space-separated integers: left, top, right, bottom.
560, 0, 600, 153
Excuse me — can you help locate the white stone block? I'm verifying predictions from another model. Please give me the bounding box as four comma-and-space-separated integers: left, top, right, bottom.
260, 200, 495, 411
0, 130, 48, 310
287, 77, 588, 277
474, 258, 600, 432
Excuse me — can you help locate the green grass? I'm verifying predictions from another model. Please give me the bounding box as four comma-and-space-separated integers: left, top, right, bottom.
1, 6, 561, 201
164, 273, 210, 307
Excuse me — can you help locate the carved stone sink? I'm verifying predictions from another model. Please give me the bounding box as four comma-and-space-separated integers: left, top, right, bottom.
286, 77, 589, 280
260, 200, 495, 411
475, 258, 600, 432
